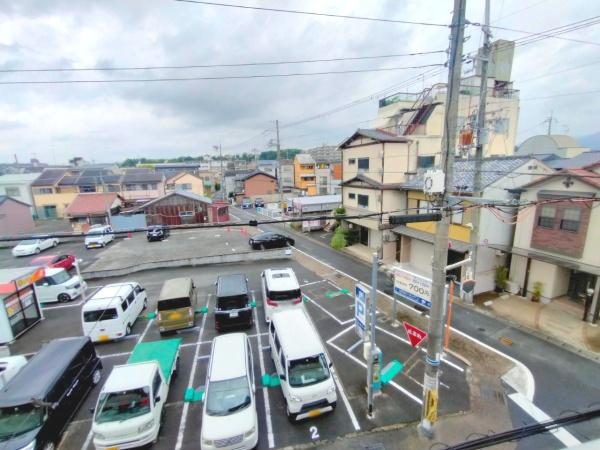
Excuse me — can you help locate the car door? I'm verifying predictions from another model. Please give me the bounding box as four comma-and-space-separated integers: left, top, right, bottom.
125, 289, 139, 323
42, 239, 52, 250
35, 277, 51, 302
133, 284, 146, 316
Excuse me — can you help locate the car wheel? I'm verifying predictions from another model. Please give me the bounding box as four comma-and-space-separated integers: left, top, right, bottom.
125, 324, 131, 335
285, 402, 297, 423
43, 441, 55, 450
52, 240, 58, 247
143, 298, 148, 310
58, 293, 71, 303
260, 244, 266, 251
35, 248, 41, 254
101, 242, 106, 248
92, 368, 101, 385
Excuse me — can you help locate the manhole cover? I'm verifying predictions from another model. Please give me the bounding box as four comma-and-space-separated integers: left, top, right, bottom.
364, 444, 385, 450
500, 336, 513, 346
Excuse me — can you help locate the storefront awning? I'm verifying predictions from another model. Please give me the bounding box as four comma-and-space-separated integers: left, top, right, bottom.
0, 267, 45, 295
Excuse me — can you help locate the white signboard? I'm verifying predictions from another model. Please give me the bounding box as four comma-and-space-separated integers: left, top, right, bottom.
354, 283, 369, 337
394, 268, 432, 309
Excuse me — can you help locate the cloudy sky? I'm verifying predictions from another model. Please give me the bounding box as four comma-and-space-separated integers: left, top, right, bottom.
0, 0, 599, 164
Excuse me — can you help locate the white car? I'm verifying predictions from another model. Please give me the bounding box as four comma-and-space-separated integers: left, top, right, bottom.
34, 267, 87, 304
12, 237, 59, 257
85, 225, 115, 249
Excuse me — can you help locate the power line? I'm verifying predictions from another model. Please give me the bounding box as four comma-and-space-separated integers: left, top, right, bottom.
520, 89, 600, 101
0, 63, 445, 85
0, 50, 447, 73
489, 19, 600, 46
491, 0, 553, 23
173, 0, 449, 27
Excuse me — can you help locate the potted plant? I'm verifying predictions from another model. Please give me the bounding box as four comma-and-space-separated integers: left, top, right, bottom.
531, 281, 543, 303
494, 266, 509, 293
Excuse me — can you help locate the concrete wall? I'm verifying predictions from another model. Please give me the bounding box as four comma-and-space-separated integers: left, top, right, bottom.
409, 238, 433, 275
244, 174, 278, 196
0, 199, 35, 234
527, 259, 570, 300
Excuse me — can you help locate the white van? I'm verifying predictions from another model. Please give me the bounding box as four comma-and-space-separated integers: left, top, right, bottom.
85, 224, 115, 249
201, 333, 258, 450
269, 309, 337, 421
260, 268, 302, 322
82, 283, 147, 342
34, 267, 87, 304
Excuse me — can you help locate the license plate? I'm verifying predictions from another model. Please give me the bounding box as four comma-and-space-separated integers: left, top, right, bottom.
98, 335, 109, 342
307, 409, 322, 418
229, 311, 239, 318
169, 312, 182, 320
107, 447, 119, 450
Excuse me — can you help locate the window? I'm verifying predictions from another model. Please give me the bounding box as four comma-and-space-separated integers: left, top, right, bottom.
560, 208, 581, 232
5, 187, 20, 197
274, 335, 281, 353
35, 187, 53, 195
280, 353, 286, 373
418, 200, 432, 214
150, 183, 157, 190
141, 184, 148, 190
357, 158, 369, 170
152, 372, 162, 398
537, 206, 556, 228
417, 155, 435, 169
319, 176, 328, 185
107, 184, 120, 192
180, 183, 192, 190
179, 211, 194, 217
126, 291, 135, 306
357, 194, 369, 208
348, 192, 356, 200
348, 158, 356, 165
80, 185, 96, 193
121, 299, 128, 311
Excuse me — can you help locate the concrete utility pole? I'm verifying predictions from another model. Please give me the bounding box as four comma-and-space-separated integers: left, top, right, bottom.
419, 0, 466, 437
275, 119, 283, 206
367, 252, 380, 417
465, 0, 491, 304
214, 144, 224, 193
546, 110, 554, 135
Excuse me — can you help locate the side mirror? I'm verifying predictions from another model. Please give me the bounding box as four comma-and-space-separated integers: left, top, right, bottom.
329, 361, 333, 368
154, 396, 161, 403
139, 287, 146, 292
43, 283, 49, 287
279, 374, 286, 381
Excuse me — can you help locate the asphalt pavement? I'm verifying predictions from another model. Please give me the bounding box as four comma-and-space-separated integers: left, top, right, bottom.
232, 206, 600, 450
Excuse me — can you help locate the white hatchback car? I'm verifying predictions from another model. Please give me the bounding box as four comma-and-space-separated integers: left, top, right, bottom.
85, 225, 115, 249
12, 237, 59, 257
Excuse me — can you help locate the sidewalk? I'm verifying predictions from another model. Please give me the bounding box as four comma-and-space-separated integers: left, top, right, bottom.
473, 292, 600, 360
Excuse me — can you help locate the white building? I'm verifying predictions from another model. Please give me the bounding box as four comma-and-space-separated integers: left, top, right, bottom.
0, 173, 39, 214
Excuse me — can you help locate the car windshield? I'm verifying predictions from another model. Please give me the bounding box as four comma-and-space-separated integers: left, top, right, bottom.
18, 240, 37, 246
95, 388, 151, 423
206, 376, 251, 416
84, 308, 118, 322
0, 404, 43, 441
49, 270, 71, 285
288, 354, 330, 387
86, 228, 105, 236
268, 288, 301, 301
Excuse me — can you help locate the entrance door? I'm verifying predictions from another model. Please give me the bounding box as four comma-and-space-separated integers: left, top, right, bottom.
567, 271, 595, 302
359, 226, 369, 246
4, 286, 41, 339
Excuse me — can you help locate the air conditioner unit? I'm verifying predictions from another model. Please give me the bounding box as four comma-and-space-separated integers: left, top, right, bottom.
423, 169, 445, 194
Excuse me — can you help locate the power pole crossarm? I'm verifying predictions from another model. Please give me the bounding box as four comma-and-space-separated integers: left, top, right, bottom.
466, 0, 490, 304
419, 0, 466, 437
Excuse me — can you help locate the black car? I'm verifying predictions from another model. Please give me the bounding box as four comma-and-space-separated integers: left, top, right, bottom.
249, 232, 295, 250
147, 224, 170, 242
214, 273, 253, 332
254, 197, 265, 208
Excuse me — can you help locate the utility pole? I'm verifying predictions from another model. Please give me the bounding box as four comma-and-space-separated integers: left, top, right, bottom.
465, 0, 491, 304
546, 111, 554, 135
419, 0, 466, 438
366, 252, 380, 417
214, 144, 224, 194
275, 120, 283, 207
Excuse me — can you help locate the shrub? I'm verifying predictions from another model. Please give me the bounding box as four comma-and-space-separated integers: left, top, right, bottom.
330, 229, 347, 250
495, 266, 508, 291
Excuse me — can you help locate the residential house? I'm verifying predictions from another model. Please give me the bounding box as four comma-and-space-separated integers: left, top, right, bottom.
165, 172, 205, 196
278, 160, 295, 191
119, 171, 165, 203
0, 196, 34, 235
339, 129, 411, 260
294, 154, 317, 195
546, 150, 600, 171
0, 158, 50, 175
372, 41, 519, 159
257, 160, 278, 178
516, 134, 590, 159
153, 162, 209, 173
234, 171, 278, 203
509, 167, 600, 323
137, 191, 229, 225
224, 169, 251, 198
65, 193, 124, 233
0, 173, 39, 215
394, 156, 552, 293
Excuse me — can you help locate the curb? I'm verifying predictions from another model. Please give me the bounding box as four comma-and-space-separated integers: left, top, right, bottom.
463, 302, 600, 363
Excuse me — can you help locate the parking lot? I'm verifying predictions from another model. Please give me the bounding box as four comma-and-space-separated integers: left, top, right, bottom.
5, 246, 470, 450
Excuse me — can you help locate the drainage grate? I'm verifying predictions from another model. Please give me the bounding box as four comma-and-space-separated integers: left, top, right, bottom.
480, 386, 506, 405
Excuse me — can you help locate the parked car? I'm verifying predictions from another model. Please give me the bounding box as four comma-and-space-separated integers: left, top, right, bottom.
214, 274, 253, 332
30, 253, 76, 271
85, 224, 114, 249
254, 197, 265, 208
0, 337, 102, 450
249, 232, 294, 250
261, 268, 303, 322
241, 197, 253, 209
82, 282, 147, 342
201, 333, 258, 450
35, 267, 87, 304
147, 224, 170, 242
0, 355, 28, 390
158, 277, 197, 334
12, 237, 59, 257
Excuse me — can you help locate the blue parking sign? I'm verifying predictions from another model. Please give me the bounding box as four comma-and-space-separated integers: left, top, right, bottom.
355, 283, 368, 337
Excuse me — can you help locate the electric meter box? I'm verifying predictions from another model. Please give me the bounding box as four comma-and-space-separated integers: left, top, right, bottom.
423, 170, 445, 194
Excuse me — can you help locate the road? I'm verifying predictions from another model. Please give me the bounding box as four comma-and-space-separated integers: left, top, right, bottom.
233, 206, 600, 449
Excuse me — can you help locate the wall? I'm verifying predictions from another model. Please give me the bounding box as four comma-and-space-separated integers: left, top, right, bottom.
167, 173, 205, 196
342, 140, 382, 183
409, 239, 434, 275
0, 200, 34, 234
280, 165, 295, 188
0, 176, 36, 207
527, 259, 570, 300
33, 190, 79, 219
111, 214, 147, 231
244, 174, 277, 197
121, 182, 165, 201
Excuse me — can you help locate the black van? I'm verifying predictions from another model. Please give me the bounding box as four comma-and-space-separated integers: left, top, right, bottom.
0, 336, 102, 450
214, 274, 253, 331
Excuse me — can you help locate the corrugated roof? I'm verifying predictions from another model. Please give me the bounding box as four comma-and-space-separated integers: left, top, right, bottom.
137, 191, 213, 210
122, 172, 164, 183
236, 170, 277, 181
339, 128, 411, 148
402, 156, 536, 192
341, 173, 403, 190
66, 193, 121, 216
290, 194, 341, 205
0, 173, 40, 184
295, 153, 315, 164
547, 151, 600, 170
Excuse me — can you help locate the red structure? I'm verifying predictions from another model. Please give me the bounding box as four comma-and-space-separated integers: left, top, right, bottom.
138, 191, 228, 226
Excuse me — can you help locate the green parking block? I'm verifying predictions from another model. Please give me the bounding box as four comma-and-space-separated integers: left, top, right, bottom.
340, 288, 350, 295
261, 373, 281, 388
184, 387, 204, 402
381, 360, 404, 385
195, 306, 209, 315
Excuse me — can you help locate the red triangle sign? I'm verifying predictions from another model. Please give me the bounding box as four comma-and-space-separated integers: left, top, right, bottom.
403, 321, 428, 348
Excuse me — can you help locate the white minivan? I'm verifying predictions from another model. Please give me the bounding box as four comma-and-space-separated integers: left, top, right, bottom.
82, 283, 147, 342
201, 333, 258, 450
261, 268, 303, 322
269, 309, 337, 421
85, 224, 115, 249
34, 267, 87, 304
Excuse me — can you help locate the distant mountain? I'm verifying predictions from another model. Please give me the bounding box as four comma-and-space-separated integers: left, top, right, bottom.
579, 132, 600, 149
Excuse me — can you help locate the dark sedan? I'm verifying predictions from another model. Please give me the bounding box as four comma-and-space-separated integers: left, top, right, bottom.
249, 232, 294, 250
147, 224, 170, 242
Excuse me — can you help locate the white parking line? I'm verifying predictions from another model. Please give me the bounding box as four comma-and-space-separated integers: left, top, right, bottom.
508, 392, 581, 447
175, 295, 209, 450
300, 279, 327, 287
332, 368, 361, 431
306, 295, 345, 325
253, 306, 275, 448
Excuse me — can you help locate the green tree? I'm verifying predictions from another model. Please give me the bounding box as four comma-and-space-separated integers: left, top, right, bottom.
330, 229, 347, 250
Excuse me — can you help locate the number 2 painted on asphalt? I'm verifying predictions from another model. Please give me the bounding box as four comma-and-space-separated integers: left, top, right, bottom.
309, 426, 320, 440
